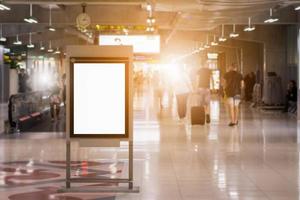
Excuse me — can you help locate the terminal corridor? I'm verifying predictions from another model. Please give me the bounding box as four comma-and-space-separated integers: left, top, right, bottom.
0, 1, 300, 199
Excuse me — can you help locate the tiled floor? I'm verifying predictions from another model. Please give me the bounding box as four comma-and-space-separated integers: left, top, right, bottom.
0, 86, 298, 200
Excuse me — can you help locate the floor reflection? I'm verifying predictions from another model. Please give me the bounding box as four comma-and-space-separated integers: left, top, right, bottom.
0, 84, 298, 200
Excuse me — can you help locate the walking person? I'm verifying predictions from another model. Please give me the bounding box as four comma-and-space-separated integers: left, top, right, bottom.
18, 68, 30, 93
50, 80, 61, 122
196, 64, 212, 124
223, 64, 244, 126
173, 65, 193, 120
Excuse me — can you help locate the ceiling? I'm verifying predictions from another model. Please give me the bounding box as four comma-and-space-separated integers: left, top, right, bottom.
0, 0, 299, 48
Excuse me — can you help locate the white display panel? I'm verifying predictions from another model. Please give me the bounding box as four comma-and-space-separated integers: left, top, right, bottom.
73, 63, 126, 135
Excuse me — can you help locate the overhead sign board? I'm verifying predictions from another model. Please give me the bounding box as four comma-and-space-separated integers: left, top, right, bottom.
99, 35, 160, 54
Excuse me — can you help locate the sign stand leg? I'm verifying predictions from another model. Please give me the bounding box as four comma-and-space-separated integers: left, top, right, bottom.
129, 140, 133, 189
66, 138, 71, 189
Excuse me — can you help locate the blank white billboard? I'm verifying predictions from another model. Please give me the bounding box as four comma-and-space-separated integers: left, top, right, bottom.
73, 63, 126, 135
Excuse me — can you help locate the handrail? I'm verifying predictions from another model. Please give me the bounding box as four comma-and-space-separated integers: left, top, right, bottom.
8, 91, 52, 129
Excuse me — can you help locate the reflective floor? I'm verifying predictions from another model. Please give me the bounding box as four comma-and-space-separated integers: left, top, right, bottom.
0, 85, 298, 200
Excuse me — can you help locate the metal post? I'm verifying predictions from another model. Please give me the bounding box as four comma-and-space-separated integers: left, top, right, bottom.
66, 138, 71, 188
128, 140, 133, 189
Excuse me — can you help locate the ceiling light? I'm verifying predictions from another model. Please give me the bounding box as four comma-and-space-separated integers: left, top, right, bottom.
54, 47, 61, 54
48, 41, 53, 52
39, 41, 45, 50
264, 8, 279, 23
205, 35, 210, 48
146, 26, 155, 32
146, 4, 152, 11
147, 17, 155, 24
47, 26, 56, 32
47, 6, 56, 31
24, 16, 38, 23
198, 42, 204, 51
27, 44, 34, 48
27, 33, 35, 48
230, 24, 239, 38
244, 17, 255, 32
0, 1, 10, 11
13, 35, 22, 45
219, 24, 227, 42
0, 24, 6, 42
24, 4, 38, 23
295, 6, 300, 11
211, 35, 218, 46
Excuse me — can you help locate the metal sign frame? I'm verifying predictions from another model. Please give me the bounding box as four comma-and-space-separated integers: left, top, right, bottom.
59, 55, 138, 193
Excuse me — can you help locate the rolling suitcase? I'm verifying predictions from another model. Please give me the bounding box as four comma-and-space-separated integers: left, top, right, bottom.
191, 106, 205, 125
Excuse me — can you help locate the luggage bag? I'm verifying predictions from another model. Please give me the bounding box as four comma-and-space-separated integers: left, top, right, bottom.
191, 106, 205, 125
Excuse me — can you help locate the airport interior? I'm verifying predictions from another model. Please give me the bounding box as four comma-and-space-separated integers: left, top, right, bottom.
0, 0, 300, 199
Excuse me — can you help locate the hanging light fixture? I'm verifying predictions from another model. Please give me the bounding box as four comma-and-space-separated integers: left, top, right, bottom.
244, 17, 255, 32
204, 35, 210, 49
146, 3, 152, 11
13, 35, 22, 45
0, 24, 6, 42
229, 24, 239, 38
211, 35, 218, 46
219, 24, 227, 42
24, 4, 38, 23
295, 6, 300, 10
264, 8, 279, 23
0, 1, 10, 11
147, 17, 155, 24
198, 42, 205, 51
40, 41, 45, 50
54, 47, 61, 54
48, 41, 54, 52
47, 6, 56, 31
27, 32, 34, 48
146, 26, 155, 32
